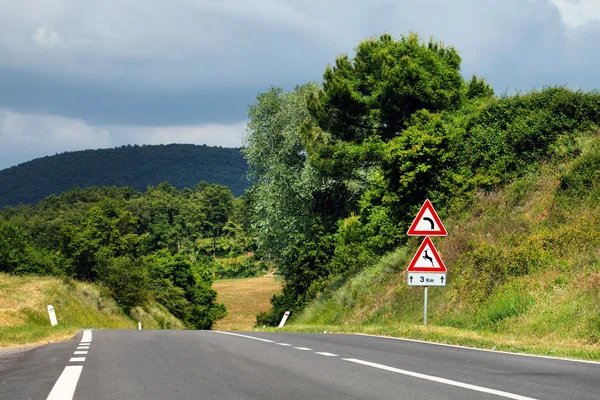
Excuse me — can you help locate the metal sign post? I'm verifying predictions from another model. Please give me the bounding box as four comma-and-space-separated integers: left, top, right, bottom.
423, 287, 428, 326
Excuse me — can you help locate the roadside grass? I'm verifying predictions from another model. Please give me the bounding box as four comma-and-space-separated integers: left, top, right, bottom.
130, 303, 185, 330
0, 273, 183, 348
283, 134, 600, 362
213, 276, 283, 331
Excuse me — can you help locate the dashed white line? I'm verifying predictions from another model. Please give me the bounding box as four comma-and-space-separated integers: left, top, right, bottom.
77, 346, 89, 350
69, 357, 86, 362
315, 352, 338, 357
342, 358, 538, 400
79, 343, 90, 346
46, 366, 83, 400
73, 351, 88, 355
81, 329, 92, 343
277, 343, 292, 346
294, 347, 313, 351
214, 331, 275, 343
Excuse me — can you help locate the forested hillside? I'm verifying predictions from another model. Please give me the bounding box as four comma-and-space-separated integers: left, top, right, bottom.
0, 144, 249, 207
0, 182, 261, 331
243, 30, 600, 353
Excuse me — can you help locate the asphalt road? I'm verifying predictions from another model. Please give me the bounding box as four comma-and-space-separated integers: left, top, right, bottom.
1, 329, 599, 400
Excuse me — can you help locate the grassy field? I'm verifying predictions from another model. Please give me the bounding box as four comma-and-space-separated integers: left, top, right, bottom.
213, 276, 283, 331
0, 273, 183, 348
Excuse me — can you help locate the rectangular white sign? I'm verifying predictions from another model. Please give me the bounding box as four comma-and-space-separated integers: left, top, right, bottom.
408, 273, 446, 286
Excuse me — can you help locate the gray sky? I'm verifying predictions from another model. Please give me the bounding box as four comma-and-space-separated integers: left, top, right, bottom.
1, 0, 600, 169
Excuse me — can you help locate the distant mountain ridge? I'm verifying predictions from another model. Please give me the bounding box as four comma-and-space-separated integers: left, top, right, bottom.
0, 144, 250, 207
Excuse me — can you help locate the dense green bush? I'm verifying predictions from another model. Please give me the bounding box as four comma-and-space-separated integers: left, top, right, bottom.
558, 137, 600, 199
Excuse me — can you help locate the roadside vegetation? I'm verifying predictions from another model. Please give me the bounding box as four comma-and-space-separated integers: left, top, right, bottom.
0, 181, 263, 338
243, 31, 600, 359
280, 145, 600, 360
0, 273, 183, 348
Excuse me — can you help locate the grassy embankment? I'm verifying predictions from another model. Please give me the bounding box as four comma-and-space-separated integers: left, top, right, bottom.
213, 275, 282, 331
260, 132, 600, 361
0, 274, 183, 348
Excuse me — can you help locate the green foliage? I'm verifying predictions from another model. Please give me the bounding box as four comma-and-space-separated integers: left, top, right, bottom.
558, 135, 600, 200
214, 256, 269, 279
477, 282, 534, 329
308, 32, 465, 142
329, 214, 377, 278
0, 180, 255, 330
95, 256, 151, 310
0, 144, 249, 208
466, 74, 495, 100
147, 251, 226, 329
0, 219, 61, 275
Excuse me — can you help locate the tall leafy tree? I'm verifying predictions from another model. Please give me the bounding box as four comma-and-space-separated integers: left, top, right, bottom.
243, 83, 342, 320
242, 83, 322, 263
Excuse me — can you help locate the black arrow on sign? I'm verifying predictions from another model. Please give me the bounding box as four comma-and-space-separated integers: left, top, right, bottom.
440, 276, 444, 283
409, 276, 413, 283
423, 217, 435, 229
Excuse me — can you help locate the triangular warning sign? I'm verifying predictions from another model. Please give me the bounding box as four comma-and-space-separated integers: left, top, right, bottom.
407, 199, 447, 236
406, 237, 447, 272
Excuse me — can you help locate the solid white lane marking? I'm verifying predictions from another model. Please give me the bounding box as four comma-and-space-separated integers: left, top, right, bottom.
73, 351, 88, 355
69, 357, 86, 362
277, 343, 292, 346
77, 346, 89, 350
214, 331, 275, 343
294, 347, 313, 351
46, 366, 83, 400
343, 358, 538, 400
81, 330, 92, 343
354, 333, 600, 365
315, 352, 338, 357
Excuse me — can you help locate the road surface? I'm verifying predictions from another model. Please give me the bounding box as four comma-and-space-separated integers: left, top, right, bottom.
1, 329, 599, 399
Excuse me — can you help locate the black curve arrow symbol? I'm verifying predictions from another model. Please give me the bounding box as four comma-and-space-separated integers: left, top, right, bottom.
423, 217, 435, 230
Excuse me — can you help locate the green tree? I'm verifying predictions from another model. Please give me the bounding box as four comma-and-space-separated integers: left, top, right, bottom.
147, 250, 226, 329
196, 184, 234, 256
307, 32, 465, 143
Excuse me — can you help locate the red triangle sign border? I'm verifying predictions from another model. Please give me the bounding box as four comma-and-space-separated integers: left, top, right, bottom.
406, 236, 447, 273
407, 199, 448, 236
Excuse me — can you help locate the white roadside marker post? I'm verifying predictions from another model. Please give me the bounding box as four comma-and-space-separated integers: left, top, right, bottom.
47, 305, 58, 327
278, 311, 291, 328
138, 322, 142, 330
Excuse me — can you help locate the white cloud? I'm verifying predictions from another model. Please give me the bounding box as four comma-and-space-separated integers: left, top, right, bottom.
552, 0, 600, 28
32, 26, 67, 48
0, 108, 246, 169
